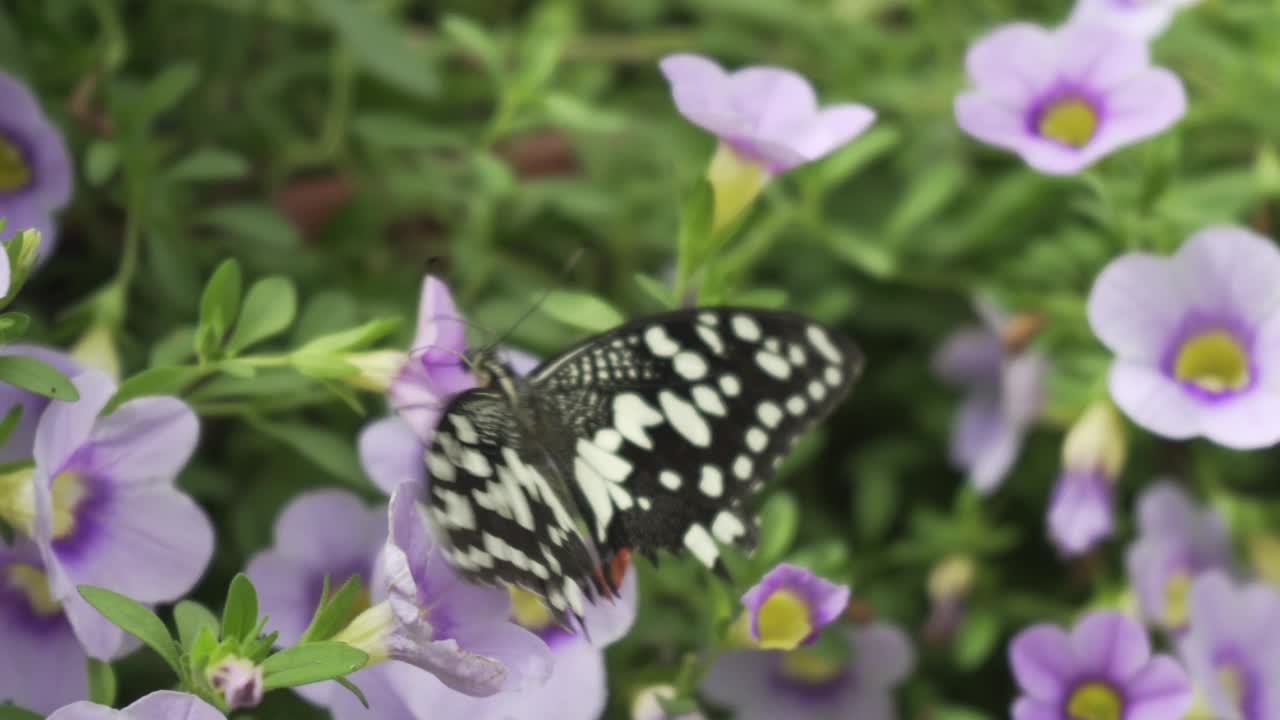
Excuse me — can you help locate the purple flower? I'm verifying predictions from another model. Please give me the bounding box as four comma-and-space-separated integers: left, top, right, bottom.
1127, 482, 1231, 633
0, 70, 72, 263
955, 22, 1186, 175
0, 344, 79, 464
1087, 226, 1280, 448
332, 484, 552, 697
0, 535, 87, 714
703, 621, 913, 720
934, 301, 1046, 493
1047, 402, 1126, 556
48, 691, 226, 720
1179, 571, 1280, 720
359, 416, 427, 497
659, 53, 875, 174
740, 563, 849, 650
0, 371, 213, 659
1009, 610, 1192, 720
1069, 0, 1202, 39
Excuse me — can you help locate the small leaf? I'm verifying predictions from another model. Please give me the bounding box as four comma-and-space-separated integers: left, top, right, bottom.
335, 677, 370, 709
954, 609, 1002, 670
632, 273, 673, 310
0, 405, 22, 448
440, 14, 502, 80
222, 573, 259, 642
167, 147, 250, 183
0, 704, 43, 720
352, 113, 465, 150
174, 600, 220, 650
87, 658, 116, 706
197, 258, 243, 353
677, 180, 715, 273
201, 205, 300, 249
757, 493, 799, 565
78, 585, 182, 676
260, 642, 369, 689
300, 575, 363, 644
105, 366, 211, 413
296, 318, 401, 355
307, 0, 437, 99
226, 276, 297, 354
538, 290, 624, 333
291, 354, 359, 380
136, 63, 200, 123
0, 355, 79, 400
85, 140, 121, 186
0, 312, 31, 342
189, 624, 218, 669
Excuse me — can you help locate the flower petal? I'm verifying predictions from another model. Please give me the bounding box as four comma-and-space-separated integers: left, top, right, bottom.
964, 23, 1058, 105
360, 416, 427, 496
1009, 624, 1076, 701
1107, 361, 1203, 440
46, 704, 117, 720
701, 649, 792, 717
1125, 656, 1194, 720
83, 396, 198, 484
411, 276, 468, 362
580, 564, 638, 647
1199, 387, 1280, 449
486, 635, 605, 720
1048, 470, 1114, 556
125, 691, 227, 720
1012, 697, 1060, 720
1070, 610, 1150, 683
0, 577, 87, 713
725, 66, 819, 140
851, 622, 915, 688
1135, 481, 1199, 536
33, 371, 115, 475
933, 327, 1002, 387
1056, 23, 1149, 93
1175, 226, 1280, 330
1089, 69, 1186, 159
793, 104, 876, 161
1087, 253, 1187, 362
244, 550, 316, 646
659, 53, 736, 135
0, 344, 79, 464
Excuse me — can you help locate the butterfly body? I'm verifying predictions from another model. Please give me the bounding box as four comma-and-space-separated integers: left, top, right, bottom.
425, 307, 863, 620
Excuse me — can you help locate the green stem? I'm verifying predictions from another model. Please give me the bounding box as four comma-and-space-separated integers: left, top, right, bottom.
320, 44, 356, 160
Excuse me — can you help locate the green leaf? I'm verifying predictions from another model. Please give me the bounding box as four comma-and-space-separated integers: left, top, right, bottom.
222, 573, 259, 642
440, 14, 502, 81
174, 600, 220, 650
0, 404, 22, 448
291, 354, 359, 380
335, 677, 370, 709
78, 585, 182, 676
197, 258, 243, 355
0, 355, 79, 400
353, 113, 466, 150
296, 318, 401, 355
249, 419, 365, 486
632, 273, 673, 310
137, 63, 200, 123
87, 657, 117, 706
307, 0, 437, 99
0, 704, 43, 720
932, 706, 995, 720
676, 179, 715, 278
299, 575, 364, 644
105, 366, 211, 413
756, 492, 799, 565
189, 624, 218, 669
167, 147, 250, 183
954, 609, 1001, 670
260, 642, 369, 689
201, 205, 301, 249
538, 290, 624, 333
226, 276, 297, 354
855, 462, 901, 542
85, 140, 121, 186
0, 312, 31, 342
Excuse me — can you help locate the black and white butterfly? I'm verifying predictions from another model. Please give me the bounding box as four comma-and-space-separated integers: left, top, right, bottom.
423, 307, 863, 621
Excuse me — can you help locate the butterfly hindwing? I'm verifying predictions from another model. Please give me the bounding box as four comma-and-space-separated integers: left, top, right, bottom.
529, 308, 864, 571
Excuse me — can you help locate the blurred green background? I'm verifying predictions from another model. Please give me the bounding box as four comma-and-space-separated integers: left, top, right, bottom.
4, 0, 1279, 717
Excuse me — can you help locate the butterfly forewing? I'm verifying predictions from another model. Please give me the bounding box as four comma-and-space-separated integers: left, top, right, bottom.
425, 307, 862, 622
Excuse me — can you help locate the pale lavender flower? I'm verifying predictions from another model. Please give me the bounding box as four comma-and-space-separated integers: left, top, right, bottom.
1127, 482, 1231, 633
1009, 610, 1192, 720
1179, 572, 1280, 720
48, 691, 225, 720
359, 416, 427, 497
0, 535, 87, 714
1047, 402, 1126, 556
0, 371, 214, 659
1069, 0, 1202, 39
1088, 226, 1280, 449
332, 484, 552, 697
207, 656, 263, 710
955, 22, 1186, 174
702, 622, 913, 720
659, 53, 875, 174
0, 344, 79, 464
740, 563, 849, 650
934, 301, 1046, 493
0, 70, 72, 263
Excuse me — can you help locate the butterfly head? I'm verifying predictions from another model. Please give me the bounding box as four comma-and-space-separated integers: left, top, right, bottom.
465, 348, 518, 390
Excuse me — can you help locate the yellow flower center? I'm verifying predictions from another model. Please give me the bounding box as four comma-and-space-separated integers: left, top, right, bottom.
510, 586, 555, 631
1038, 98, 1099, 148
755, 589, 813, 650
1162, 570, 1192, 629
49, 470, 89, 539
0, 466, 36, 534
777, 647, 844, 685
1173, 330, 1251, 393
7, 563, 60, 615
1066, 681, 1123, 720
0, 135, 31, 192
1217, 663, 1246, 708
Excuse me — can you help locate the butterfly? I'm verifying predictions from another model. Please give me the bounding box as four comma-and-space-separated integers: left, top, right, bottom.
423, 307, 863, 621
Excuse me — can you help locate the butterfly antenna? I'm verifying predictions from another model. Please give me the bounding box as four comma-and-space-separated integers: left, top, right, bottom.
488, 247, 586, 351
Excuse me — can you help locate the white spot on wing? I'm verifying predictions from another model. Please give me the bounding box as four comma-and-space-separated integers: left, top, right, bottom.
719, 374, 741, 397
732, 315, 762, 341
733, 455, 753, 480
697, 325, 725, 355
594, 428, 623, 452
575, 456, 614, 542
746, 427, 768, 453
659, 390, 711, 447
808, 325, 843, 363
674, 351, 708, 380
757, 402, 783, 429
786, 395, 808, 416
825, 366, 843, 387
645, 326, 681, 357
613, 393, 665, 450
698, 312, 719, 326
755, 350, 791, 380
451, 415, 478, 444
683, 524, 719, 567
808, 379, 827, 402
692, 384, 727, 417
788, 344, 807, 366
699, 466, 724, 498
712, 511, 746, 544
660, 471, 682, 490
427, 452, 456, 483
577, 438, 633, 481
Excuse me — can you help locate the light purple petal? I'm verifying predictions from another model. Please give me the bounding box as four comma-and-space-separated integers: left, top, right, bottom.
1187, 571, 1246, 653
1136, 481, 1199, 536
1070, 611, 1150, 683
701, 649, 792, 717
497, 347, 541, 376
725, 66, 820, 139
123, 691, 226, 720
1055, 23, 1149, 93
0, 344, 79, 464
82, 396, 198, 484
55, 486, 213, 603
1048, 470, 1114, 556
387, 369, 447, 443
955, 391, 1024, 494
1087, 253, 1187, 363
449, 621, 556, 693
580, 564, 638, 647
0, 204, 57, 264
46, 703, 117, 720
323, 665, 421, 720
1088, 69, 1186, 159
659, 53, 737, 137
0, 71, 47, 130
933, 327, 1002, 387
360, 416, 427, 496
59, 581, 130, 660
1175, 226, 1280, 332
265, 489, 386, 575
1009, 624, 1076, 701
245, 551, 316, 645
741, 563, 849, 645
963, 23, 1058, 106
1002, 351, 1046, 427
0, 549, 87, 714
0, 70, 73, 212
793, 104, 876, 161
850, 622, 915, 688
410, 276, 468, 362
1126, 536, 1184, 629
1011, 697, 1059, 720
1124, 656, 1193, 720
1199, 387, 1280, 449
33, 370, 115, 475
1069, 0, 1199, 39
486, 636, 604, 720
1107, 361, 1203, 440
